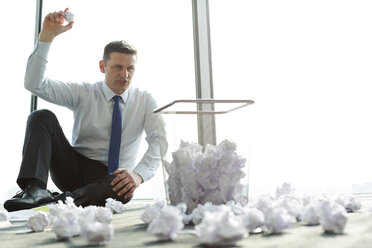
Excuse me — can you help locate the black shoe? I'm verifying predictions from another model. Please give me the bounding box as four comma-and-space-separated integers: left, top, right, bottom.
4, 185, 55, 212
10, 190, 25, 199
9, 189, 59, 199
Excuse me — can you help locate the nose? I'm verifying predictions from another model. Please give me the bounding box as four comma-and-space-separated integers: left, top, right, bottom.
120, 69, 129, 78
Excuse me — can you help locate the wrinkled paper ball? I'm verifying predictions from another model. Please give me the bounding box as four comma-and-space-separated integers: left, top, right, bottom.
317, 200, 347, 234
63, 10, 74, 22
195, 208, 247, 246
27, 211, 51, 232
147, 206, 184, 241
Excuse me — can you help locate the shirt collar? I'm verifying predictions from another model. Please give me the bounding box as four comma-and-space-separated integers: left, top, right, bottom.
102, 80, 129, 103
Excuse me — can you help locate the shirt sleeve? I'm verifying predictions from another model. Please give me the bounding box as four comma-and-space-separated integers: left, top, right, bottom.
24, 41, 84, 110
133, 94, 168, 182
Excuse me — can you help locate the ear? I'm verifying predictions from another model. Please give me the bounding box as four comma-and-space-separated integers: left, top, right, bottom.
99, 60, 105, 73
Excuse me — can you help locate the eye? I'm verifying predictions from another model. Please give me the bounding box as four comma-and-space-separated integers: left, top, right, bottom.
113, 65, 123, 70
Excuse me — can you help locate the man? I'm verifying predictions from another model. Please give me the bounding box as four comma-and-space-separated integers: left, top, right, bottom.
4, 8, 166, 212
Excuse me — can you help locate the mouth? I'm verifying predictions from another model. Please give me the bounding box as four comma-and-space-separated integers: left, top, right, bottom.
117, 79, 129, 85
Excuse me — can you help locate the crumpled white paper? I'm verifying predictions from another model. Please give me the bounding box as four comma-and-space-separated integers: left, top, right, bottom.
0, 209, 10, 227
78, 205, 114, 245
82, 222, 114, 245
0, 209, 9, 221
78, 206, 113, 244
317, 200, 347, 234
274, 183, 303, 221
252, 194, 275, 213
334, 194, 362, 213
24, 196, 115, 245
82, 206, 113, 224
176, 202, 192, 225
191, 202, 230, 225
49, 197, 83, 218
141, 199, 166, 224
63, 10, 74, 22
263, 207, 296, 234
277, 195, 303, 221
49, 196, 114, 244
27, 211, 51, 232
166, 140, 246, 213
105, 198, 126, 214
300, 195, 322, 225
226, 200, 245, 216
49, 197, 83, 239
276, 182, 296, 198
52, 210, 81, 239
147, 205, 184, 241
241, 207, 264, 233
195, 208, 247, 246
301, 204, 320, 226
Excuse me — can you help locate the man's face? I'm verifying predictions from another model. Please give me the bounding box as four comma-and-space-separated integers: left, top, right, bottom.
99, 52, 136, 95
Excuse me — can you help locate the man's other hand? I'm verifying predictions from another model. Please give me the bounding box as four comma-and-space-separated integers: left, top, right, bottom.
111, 169, 143, 199
38, 8, 74, 42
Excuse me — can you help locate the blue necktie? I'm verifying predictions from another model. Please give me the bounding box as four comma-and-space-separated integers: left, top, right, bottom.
108, 95, 122, 174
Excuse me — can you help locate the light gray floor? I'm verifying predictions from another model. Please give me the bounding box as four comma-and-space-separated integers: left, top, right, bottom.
1, 197, 372, 248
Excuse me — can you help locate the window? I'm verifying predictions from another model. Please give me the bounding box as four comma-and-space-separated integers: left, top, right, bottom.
210, 0, 372, 195
5, 0, 369, 204
38, 0, 195, 199
0, 1, 37, 203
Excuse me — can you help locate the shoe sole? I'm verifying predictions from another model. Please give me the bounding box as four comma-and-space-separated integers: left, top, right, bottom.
4, 199, 54, 212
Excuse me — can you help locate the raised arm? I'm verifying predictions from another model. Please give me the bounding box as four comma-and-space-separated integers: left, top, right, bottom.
24, 8, 81, 109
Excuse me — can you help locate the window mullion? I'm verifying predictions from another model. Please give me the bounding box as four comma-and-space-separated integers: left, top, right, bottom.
192, 0, 216, 146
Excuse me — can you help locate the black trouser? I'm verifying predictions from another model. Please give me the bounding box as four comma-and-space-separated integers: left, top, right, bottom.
17, 109, 131, 207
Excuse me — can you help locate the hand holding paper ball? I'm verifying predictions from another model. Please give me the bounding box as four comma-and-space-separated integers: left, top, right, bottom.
38, 8, 74, 42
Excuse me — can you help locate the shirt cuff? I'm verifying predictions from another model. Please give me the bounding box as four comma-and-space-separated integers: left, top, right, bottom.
34, 41, 51, 59
133, 163, 153, 182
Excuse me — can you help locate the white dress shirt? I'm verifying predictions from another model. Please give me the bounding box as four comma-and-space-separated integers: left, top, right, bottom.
24, 41, 166, 182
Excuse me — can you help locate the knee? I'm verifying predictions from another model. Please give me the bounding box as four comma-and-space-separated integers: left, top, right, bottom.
27, 109, 57, 125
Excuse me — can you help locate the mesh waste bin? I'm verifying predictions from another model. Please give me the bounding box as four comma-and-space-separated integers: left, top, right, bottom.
154, 99, 254, 212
